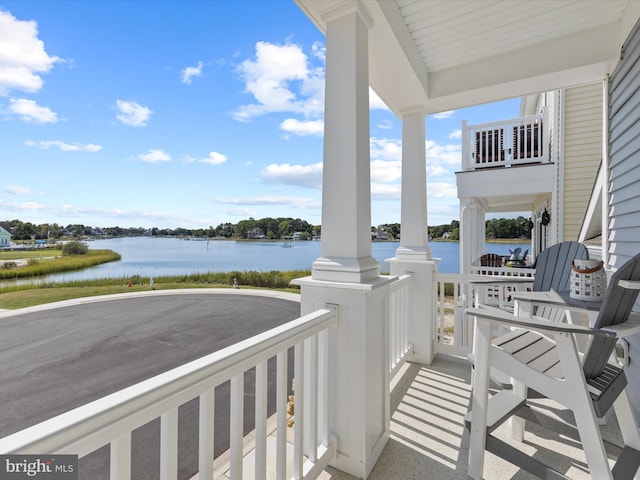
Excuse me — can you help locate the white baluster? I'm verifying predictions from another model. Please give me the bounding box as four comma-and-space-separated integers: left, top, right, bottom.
160, 409, 178, 480
110, 433, 131, 480
199, 389, 215, 480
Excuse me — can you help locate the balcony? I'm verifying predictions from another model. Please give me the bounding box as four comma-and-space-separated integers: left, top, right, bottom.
2, 270, 620, 479
461, 108, 549, 172
456, 107, 555, 247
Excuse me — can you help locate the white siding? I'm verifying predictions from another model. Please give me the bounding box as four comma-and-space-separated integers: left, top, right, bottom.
608, 18, 640, 420
563, 83, 603, 242
609, 21, 640, 265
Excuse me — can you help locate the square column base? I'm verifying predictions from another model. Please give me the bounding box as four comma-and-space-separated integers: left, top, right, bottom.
292, 275, 392, 479
311, 255, 380, 283
387, 257, 439, 365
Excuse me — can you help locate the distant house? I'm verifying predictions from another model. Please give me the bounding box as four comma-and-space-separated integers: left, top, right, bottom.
372, 229, 390, 241
442, 232, 451, 239
246, 227, 266, 239
0, 222, 11, 248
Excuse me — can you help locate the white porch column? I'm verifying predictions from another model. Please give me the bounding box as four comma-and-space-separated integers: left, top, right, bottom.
293, 2, 392, 478
460, 197, 486, 274
389, 108, 437, 365
311, 1, 378, 284
396, 108, 432, 261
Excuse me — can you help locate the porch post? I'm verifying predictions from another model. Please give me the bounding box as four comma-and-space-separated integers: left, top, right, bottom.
311, 3, 378, 284
460, 197, 486, 274
389, 108, 437, 365
293, 2, 392, 477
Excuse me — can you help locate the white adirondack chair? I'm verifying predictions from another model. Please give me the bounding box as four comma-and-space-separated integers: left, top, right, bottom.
469, 242, 589, 385
467, 252, 640, 479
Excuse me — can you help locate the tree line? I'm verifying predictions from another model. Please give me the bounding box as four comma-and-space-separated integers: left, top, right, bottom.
377, 216, 531, 241
3, 217, 319, 241
4, 216, 531, 242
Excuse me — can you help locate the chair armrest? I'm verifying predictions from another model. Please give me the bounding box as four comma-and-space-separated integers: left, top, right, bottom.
618, 280, 640, 290
511, 290, 601, 314
468, 275, 534, 286
465, 305, 615, 338
601, 312, 640, 338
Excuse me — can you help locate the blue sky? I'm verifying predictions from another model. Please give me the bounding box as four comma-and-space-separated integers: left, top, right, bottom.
0, 0, 520, 230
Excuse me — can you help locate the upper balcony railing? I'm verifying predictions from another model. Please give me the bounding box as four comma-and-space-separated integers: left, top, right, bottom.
461, 107, 549, 171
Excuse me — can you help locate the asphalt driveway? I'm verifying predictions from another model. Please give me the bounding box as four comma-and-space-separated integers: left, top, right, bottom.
0, 290, 301, 479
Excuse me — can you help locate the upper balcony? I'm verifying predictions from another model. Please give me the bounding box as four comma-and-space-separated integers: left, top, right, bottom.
461, 107, 549, 172
456, 107, 555, 214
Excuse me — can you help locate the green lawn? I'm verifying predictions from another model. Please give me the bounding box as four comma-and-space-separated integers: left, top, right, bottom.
0, 268, 309, 310
0, 249, 62, 260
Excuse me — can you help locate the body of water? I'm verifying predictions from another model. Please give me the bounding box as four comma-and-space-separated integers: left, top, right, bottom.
33, 237, 527, 284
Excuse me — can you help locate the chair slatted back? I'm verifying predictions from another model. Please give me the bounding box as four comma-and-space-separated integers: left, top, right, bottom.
533, 241, 589, 292
583, 252, 640, 378
480, 253, 503, 267
533, 242, 589, 322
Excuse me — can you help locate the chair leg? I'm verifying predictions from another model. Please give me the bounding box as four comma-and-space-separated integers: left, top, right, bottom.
549, 333, 614, 478
468, 319, 492, 480
573, 395, 613, 479
510, 379, 527, 442
614, 389, 640, 452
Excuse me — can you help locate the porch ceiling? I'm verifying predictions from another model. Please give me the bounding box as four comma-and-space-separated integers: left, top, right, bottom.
295, 0, 640, 115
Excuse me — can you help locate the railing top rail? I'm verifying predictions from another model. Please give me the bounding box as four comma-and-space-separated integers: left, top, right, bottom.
0, 307, 337, 456
435, 272, 535, 282
463, 110, 545, 132
389, 272, 414, 292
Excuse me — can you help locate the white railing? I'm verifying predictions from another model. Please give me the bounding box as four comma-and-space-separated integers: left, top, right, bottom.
0, 307, 338, 480
434, 272, 534, 356
461, 107, 549, 171
469, 264, 535, 278
389, 273, 414, 378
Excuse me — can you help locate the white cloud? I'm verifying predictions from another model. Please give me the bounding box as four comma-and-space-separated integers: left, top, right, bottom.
137, 149, 171, 163
371, 183, 401, 199
5, 184, 32, 195
428, 203, 461, 225
376, 119, 393, 130
433, 110, 455, 119
181, 61, 203, 84
0, 198, 182, 225
371, 159, 401, 184
215, 195, 320, 209
310, 41, 325, 62
185, 151, 227, 165
221, 207, 257, 217
427, 164, 450, 177
280, 118, 323, 137
370, 138, 402, 162
8, 98, 57, 123
115, 99, 152, 127
0, 199, 44, 212
25, 140, 102, 152
233, 41, 386, 132
233, 41, 324, 121
370, 139, 402, 198
0, 10, 61, 96
426, 139, 461, 167
260, 162, 323, 189
449, 129, 461, 140
427, 181, 457, 198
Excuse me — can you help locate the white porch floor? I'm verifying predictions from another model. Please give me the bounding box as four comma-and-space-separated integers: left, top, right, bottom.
209, 354, 627, 480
